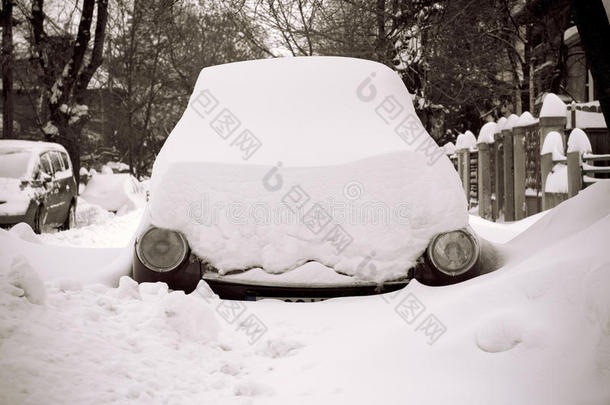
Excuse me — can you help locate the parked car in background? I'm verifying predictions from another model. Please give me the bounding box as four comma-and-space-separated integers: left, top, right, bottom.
0, 140, 77, 233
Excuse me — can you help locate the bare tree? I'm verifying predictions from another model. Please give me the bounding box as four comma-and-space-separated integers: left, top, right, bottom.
29, 0, 108, 183
1, 0, 14, 138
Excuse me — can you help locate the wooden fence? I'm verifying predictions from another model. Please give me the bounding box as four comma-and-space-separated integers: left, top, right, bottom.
448, 94, 610, 222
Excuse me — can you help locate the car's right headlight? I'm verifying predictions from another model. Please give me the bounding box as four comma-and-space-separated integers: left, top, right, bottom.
136, 227, 189, 272
426, 228, 480, 276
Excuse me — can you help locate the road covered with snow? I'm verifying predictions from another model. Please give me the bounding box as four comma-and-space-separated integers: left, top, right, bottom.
1, 183, 610, 404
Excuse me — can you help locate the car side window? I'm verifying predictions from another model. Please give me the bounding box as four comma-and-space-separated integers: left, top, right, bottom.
49, 151, 64, 172
39, 153, 53, 175
60, 152, 71, 171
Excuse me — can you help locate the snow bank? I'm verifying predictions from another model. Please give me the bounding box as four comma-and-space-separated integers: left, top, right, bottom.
1, 183, 609, 404
477, 122, 496, 144
541, 131, 566, 161
545, 163, 568, 193
39, 207, 141, 248
0, 228, 132, 285
540, 93, 567, 118
567, 128, 592, 154
148, 57, 467, 282
515, 111, 538, 127
80, 173, 146, 214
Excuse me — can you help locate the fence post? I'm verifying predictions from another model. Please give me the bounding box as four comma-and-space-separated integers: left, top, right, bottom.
539, 93, 567, 153
539, 94, 567, 210
502, 114, 519, 221
494, 117, 506, 220
512, 112, 536, 220
477, 122, 496, 219
457, 148, 470, 199
567, 128, 592, 198
540, 131, 566, 210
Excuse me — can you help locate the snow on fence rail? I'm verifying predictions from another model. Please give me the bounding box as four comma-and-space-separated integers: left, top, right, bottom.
447, 93, 609, 222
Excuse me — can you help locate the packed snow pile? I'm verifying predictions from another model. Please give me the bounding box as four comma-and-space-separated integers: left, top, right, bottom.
39, 206, 142, 248
0, 182, 609, 404
80, 173, 146, 214
147, 57, 467, 282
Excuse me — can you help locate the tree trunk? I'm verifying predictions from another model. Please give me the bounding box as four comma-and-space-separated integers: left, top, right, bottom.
571, 0, 610, 130
1, 0, 14, 139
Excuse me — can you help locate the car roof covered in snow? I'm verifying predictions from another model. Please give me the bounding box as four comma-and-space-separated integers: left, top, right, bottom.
0, 139, 68, 154
152, 56, 442, 176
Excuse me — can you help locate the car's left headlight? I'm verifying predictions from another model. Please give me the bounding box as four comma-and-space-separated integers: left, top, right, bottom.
426, 228, 480, 276
136, 227, 189, 272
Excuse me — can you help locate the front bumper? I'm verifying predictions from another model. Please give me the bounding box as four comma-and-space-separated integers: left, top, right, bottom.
133, 254, 413, 299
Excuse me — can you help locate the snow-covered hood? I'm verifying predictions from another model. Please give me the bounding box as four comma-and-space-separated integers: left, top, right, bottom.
146, 57, 468, 282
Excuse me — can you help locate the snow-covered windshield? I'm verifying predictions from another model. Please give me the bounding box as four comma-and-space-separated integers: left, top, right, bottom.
0, 149, 33, 179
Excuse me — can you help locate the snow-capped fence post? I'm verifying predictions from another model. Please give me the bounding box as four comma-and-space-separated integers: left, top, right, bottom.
541, 131, 568, 210
502, 114, 519, 221
477, 122, 496, 220
566, 128, 592, 198
455, 132, 477, 202
493, 117, 507, 220
539, 94, 567, 211
513, 112, 538, 220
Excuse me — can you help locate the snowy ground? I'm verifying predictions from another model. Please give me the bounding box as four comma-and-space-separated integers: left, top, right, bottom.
1, 183, 610, 404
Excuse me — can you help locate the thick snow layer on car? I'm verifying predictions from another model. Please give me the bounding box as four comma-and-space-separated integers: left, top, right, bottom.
148, 151, 467, 282
147, 57, 467, 282
80, 173, 145, 214
0, 182, 609, 404
152, 57, 449, 181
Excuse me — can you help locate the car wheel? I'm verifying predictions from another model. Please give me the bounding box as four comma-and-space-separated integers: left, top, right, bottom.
61, 202, 76, 230
33, 205, 43, 234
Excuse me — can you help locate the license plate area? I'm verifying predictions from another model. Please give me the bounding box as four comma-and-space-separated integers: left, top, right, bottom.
249, 296, 327, 302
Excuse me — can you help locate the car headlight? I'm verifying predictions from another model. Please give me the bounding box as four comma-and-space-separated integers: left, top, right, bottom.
136, 227, 189, 272
427, 229, 479, 276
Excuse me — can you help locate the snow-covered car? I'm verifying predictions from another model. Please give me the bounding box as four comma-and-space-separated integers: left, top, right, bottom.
0, 140, 77, 233
133, 57, 489, 299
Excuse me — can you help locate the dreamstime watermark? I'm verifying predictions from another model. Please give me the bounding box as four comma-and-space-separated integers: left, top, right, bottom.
356, 73, 445, 166
190, 89, 263, 160
193, 282, 268, 345
185, 191, 417, 227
